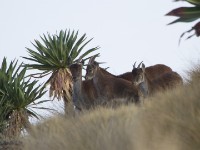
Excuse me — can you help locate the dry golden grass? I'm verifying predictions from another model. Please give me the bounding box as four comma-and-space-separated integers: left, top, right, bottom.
22, 66, 200, 150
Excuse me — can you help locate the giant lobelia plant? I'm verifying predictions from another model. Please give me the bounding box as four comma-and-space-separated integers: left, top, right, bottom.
23, 29, 99, 114
0, 58, 47, 138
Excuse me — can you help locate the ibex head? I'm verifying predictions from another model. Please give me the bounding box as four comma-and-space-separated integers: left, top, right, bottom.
85, 54, 100, 80
69, 59, 84, 81
132, 61, 145, 85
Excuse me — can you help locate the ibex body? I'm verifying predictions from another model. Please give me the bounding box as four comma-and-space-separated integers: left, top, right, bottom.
100, 64, 173, 82
132, 63, 183, 97
69, 63, 98, 110
85, 57, 141, 105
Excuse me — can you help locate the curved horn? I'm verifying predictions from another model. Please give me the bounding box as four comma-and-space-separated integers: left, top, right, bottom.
104, 67, 110, 70
98, 62, 106, 64
137, 61, 143, 68
133, 61, 137, 69
88, 53, 100, 64
76, 57, 82, 63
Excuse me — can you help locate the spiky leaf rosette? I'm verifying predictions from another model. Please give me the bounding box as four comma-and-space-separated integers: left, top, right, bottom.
174, 0, 200, 6
166, 7, 200, 25
0, 58, 48, 138
0, 96, 11, 134
23, 29, 99, 104
166, 0, 200, 41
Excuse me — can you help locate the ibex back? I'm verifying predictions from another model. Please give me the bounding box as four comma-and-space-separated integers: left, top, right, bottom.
98, 62, 172, 82
85, 56, 141, 105
132, 63, 183, 97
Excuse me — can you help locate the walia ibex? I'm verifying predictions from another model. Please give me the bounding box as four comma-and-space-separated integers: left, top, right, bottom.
85, 55, 141, 105
69, 61, 98, 110
132, 62, 183, 97
98, 62, 172, 82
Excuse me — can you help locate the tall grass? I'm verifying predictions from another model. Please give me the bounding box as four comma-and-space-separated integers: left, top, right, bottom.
22, 66, 200, 150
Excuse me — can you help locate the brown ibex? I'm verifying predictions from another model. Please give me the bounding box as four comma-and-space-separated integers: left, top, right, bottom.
85, 55, 141, 105
100, 62, 173, 82
132, 62, 183, 97
69, 62, 98, 110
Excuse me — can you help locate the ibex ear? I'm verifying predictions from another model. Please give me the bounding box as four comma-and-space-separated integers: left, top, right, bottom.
137, 61, 143, 68
93, 61, 99, 67
141, 63, 145, 72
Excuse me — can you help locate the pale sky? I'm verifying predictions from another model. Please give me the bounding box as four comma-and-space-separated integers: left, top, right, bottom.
1, 0, 200, 117
1, 0, 199, 77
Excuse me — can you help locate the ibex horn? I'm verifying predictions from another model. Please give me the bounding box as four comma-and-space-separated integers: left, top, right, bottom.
97, 62, 106, 64
133, 61, 137, 69
104, 67, 110, 70
137, 61, 143, 68
76, 58, 82, 63
88, 53, 100, 64
76, 55, 84, 63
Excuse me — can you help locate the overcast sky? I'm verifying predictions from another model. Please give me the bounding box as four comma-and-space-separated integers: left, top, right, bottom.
1, 0, 200, 118
1, 0, 200, 79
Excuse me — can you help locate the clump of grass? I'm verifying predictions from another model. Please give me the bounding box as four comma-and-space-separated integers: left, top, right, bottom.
0, 139, 22, 150
187, 64, 200, 84
0, 134, 22, 150
133, 85, 200, 150
23, 105, 139, 150
22, 65, 200, 150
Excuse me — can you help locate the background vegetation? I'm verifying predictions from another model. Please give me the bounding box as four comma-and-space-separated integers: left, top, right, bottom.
0, 0, 200, 149
166, 0, 200, 43
22, 66, 200, 150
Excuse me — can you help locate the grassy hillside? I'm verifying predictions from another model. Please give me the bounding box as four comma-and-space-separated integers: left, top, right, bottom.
21, 66, 200, 150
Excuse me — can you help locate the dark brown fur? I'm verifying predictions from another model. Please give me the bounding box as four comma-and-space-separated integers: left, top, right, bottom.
132, 64, 183, 97
86, 61, 141, 104
100, 64, 172, 82
69, 63, 98, 109
146, 71, 183, 95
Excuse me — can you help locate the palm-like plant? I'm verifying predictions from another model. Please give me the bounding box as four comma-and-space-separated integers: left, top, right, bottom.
0, 96, 11, 135
166, 0, 200, 42
0, 58, 47, 138
23, 29, 99, 114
